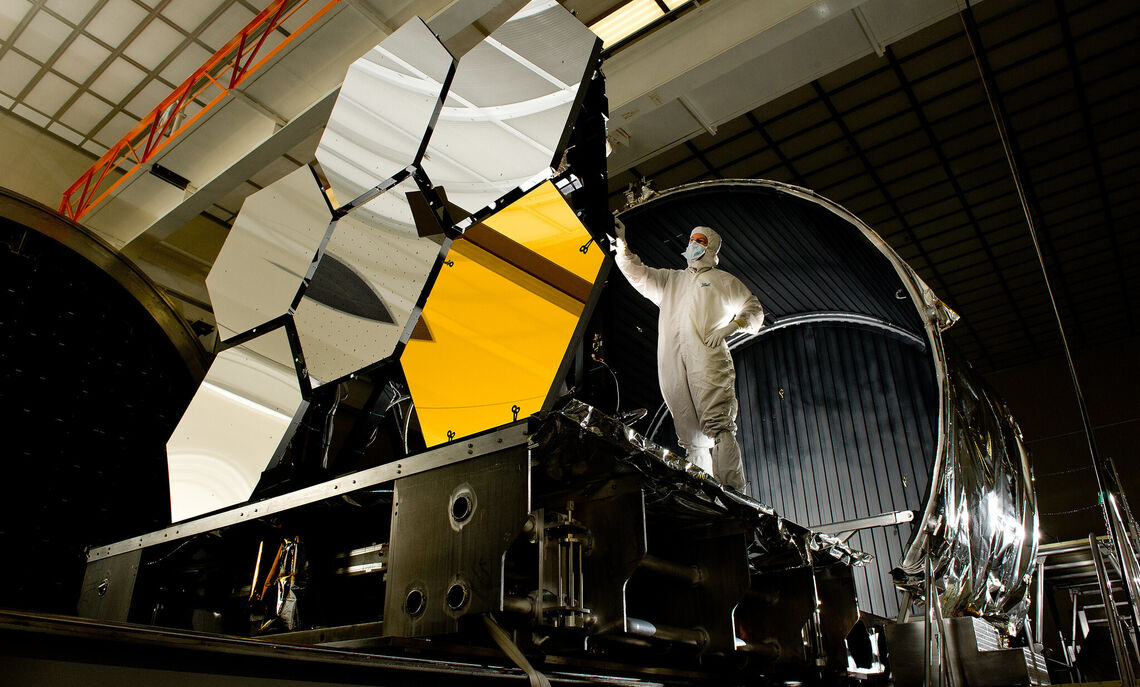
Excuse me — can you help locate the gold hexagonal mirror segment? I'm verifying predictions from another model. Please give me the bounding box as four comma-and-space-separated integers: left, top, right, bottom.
401, 181, 605, 446
166, 328, 308, 522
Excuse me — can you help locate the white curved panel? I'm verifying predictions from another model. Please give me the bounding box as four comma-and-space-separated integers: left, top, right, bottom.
206, 166, 331, 357
420, 1, 599, 214
294, 177, 441, 385
315, 18, 455, 210
166, 328, 307, 522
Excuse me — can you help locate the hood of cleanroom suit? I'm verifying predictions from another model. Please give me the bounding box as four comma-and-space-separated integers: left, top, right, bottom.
687, 226, 721, 268
614, 225, 763, 476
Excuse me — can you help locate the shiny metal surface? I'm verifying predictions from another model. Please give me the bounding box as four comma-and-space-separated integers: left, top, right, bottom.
94, 423, 529, 560
205, 166, 332, 353
535, 400, 873, 566
884, 616, 1049, 686
421, 1, 599, 216
315, 18, 455, 211
729, 311, 927, 351
166, 328, 308, 522
897, 367, 1039, 628
294, 177, 442, 385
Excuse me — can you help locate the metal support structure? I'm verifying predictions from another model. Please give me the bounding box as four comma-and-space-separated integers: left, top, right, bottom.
921, 527, 962, 687
0, 609, 664, 686
1035, 557, 1046, 647
924, 548, 935, 686
1089, 534, 1137, 685
59, 0, 344, 221
86, 422, 529, 561
638, 554, 702, 586
813, 509, 915, 537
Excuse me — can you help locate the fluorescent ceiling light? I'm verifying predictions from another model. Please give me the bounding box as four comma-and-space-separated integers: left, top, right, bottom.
589, 0, 664, 47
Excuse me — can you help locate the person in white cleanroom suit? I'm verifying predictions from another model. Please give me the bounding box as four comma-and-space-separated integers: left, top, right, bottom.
612, 219, 764, 490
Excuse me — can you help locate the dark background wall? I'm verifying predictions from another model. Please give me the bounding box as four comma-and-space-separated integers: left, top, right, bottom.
984, 334, 1140, 544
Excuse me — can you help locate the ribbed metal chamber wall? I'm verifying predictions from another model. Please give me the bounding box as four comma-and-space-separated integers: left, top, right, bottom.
0, 188, 206, 615
735, 324, 937, 618
599, 181, 940, 619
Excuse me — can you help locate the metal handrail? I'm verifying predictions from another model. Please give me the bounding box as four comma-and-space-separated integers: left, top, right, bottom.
58, 0, 344, 221
1089, 533, 1138, 685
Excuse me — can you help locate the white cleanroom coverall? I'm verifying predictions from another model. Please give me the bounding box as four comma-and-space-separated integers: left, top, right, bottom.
613, 224, 764, 490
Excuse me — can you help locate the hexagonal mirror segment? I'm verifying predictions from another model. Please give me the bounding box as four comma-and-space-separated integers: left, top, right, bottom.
167, 328, 307, 522
294, 177, 443, 385
206, 166, 332, 359
419, 1, 599, 215
315, 17, 455, 211
401, 181, 605, 446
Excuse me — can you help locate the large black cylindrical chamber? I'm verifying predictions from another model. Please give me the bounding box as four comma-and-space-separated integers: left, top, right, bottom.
604, 180, 1037, 624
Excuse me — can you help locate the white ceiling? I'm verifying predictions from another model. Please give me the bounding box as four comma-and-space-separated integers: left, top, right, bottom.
0, 0, 329, 158
0, 0, 968, 316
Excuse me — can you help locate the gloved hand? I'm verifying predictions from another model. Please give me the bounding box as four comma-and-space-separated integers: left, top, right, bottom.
609, 217, 628, 253
704, 322, 739, 347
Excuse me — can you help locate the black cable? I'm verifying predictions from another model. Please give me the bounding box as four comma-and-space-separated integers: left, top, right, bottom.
593, 360, 621, 413
143, 537, 197, 567
318, 384, 345, 470
961, 2, 1106, 495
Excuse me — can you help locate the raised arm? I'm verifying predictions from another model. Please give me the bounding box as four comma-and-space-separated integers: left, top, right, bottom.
612, 218, 670, 305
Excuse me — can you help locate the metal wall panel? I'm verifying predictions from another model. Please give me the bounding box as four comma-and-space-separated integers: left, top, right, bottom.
736, 324, 938, 618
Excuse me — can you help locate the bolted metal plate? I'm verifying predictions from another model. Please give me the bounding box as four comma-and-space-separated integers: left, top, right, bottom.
384, 444, 530, 637
77, 550, 141, 621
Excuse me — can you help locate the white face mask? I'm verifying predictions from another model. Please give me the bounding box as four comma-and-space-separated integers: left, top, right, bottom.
682, 242, 706, 261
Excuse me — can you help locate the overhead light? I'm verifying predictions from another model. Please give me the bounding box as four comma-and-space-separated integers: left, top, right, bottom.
589, 0, 698, 49
590, 0, 665, 47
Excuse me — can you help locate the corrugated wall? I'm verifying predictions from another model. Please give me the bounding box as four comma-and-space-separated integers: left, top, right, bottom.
619, 185, 924, 331
735, 324, 937, 618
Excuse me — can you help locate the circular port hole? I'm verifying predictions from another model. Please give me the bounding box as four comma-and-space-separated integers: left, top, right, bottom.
405, 588, 425, 616
451, 494, 472, 522
446, 582, 469, 611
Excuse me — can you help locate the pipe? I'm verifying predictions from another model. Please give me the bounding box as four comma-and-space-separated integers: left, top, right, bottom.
638, 554, 702, 586
503, 596, 534, 615
1039, 536, 1111, 557
625, 618, 707, 647
736, 639, 780, 661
